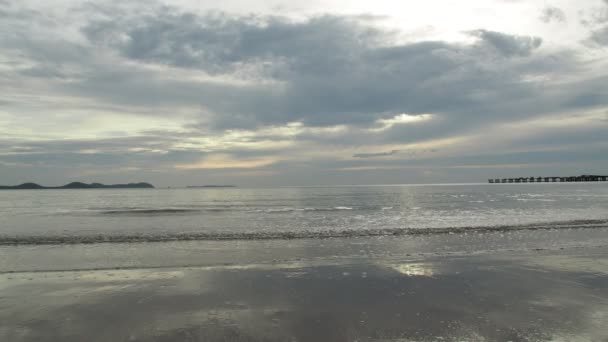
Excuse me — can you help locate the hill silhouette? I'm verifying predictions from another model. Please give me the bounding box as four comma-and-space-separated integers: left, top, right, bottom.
0, 182, 154, 190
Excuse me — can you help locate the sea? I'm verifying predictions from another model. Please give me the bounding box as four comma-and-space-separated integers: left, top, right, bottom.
1, 183, 607, 245
2, 183, 608, 341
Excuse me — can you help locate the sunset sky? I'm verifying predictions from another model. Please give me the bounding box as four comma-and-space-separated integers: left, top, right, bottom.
1, 0, 607, 186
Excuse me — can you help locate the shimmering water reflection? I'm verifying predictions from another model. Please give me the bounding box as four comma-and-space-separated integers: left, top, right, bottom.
1, 249, 606, 342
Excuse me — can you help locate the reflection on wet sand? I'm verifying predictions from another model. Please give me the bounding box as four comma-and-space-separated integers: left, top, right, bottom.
384, 262, 436, 277
1, 249, 607, 342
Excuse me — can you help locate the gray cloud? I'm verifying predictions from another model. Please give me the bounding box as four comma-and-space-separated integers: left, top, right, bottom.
353, 149, 438, 159
3, 3, 563, 133
467, 29, 542, 57
0, 1, 607, 185
582, 0, 608, 46
589, 26, 608, 45
68, 8, 554, 130
540, 7, 566, 23
82, 12, 390, 76
353, 150, 400, 158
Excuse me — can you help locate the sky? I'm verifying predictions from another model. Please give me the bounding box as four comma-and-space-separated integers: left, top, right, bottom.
1, 0, 607, 187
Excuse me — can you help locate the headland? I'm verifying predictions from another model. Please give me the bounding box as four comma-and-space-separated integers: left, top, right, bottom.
0, 182, 154, 190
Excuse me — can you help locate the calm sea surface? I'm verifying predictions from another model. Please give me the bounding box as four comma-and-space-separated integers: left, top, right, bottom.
1, 183, 607, 244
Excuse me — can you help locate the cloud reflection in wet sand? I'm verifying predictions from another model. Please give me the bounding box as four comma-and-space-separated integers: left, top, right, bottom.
0, 251, 607, 342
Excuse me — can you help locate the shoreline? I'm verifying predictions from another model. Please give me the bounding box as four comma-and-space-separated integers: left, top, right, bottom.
1, 245, 607, 341
1, 218, 607, 246
2, 223, 608, 341
3, 226, 608, 274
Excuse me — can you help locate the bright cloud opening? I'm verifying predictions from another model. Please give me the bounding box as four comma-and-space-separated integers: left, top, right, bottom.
370, 114, 434, 132
175, 154, 277, 170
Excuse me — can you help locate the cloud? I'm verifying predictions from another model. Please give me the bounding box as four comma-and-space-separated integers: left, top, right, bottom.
3, 3, 557, 134
369, 114, 434, 132
540, 7, 566, 23
353, 150, 400, 158
581, 0, 608, 46
589, 26, 608, 46
467, 29, 542, 57
175, 154, 277, 170
0, 1, 607, 185
65, 7, 553, 130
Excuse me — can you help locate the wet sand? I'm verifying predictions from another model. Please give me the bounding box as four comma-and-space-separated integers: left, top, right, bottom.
1, 236, 607, 342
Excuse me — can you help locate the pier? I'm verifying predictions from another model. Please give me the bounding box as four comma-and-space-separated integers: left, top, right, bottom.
488, 175, 608, 184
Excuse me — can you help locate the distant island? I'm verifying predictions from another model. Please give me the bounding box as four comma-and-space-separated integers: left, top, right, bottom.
187, 185, 236, 188
0, 182, 155, 190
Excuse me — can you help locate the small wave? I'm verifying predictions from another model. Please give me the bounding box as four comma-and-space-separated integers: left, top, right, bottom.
249, 207, 354, 213
101, 208, 201, 215
516, 199, 557, 202
1, 219, 607, 246
54, 207, 243, 216
262, 208, 295, 213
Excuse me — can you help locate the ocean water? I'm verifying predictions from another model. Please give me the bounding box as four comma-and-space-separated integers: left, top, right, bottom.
1, 183, 607, 244
2, 184, 608, 342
